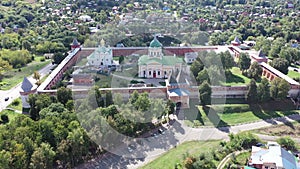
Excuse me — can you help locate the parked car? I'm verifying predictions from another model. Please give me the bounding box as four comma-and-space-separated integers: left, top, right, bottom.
4, 97, 9, 101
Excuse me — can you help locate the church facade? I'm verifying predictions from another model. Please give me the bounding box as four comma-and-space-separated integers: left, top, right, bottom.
87, 40, 114, 67
138, 37, 183, 78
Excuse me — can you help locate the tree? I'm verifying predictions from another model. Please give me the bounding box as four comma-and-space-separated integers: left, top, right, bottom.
119, 56, 124, 64
105, 91, 113, 107
276, 136, 297, 151
33, 71, 41, 86
199, 81, 211, 105
270, 78, 290, 99
246, 79, 258, 103
0, 58, 12, 78
166, 99, 175, 114
247, 61, 262, 81
53, 52, 66, 64
220, 51, 234, 70
129, 90, 139, 105
257, 78, 270, 102
190, 59, 204, 78
30, 143, 56, 169
0, 150, 12, 169
270, 58, 289, 74
134, 92, 150, 111
196, 69, 209, 84
238, 53, 251, 71
57, 87, 72, 105
0, 114, 9, 124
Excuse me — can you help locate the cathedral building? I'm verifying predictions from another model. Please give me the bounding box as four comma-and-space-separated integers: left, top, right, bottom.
138, 37, 184, 78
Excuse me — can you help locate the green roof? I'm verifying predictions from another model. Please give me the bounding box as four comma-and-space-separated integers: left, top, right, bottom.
149, 37, 162, 48
138, 55, 183, 66
88, 46, 112, 59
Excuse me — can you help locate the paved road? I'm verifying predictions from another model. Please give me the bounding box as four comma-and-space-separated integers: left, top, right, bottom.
0, 63, 55, 112
76, 112, 300, 169
288, 66, 300, 73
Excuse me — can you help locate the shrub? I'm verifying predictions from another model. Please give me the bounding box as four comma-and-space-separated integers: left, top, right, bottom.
12, 99, 20, 106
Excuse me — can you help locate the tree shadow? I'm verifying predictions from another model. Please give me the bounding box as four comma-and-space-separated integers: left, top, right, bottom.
250, 100, 297, 130
225, 71, 245, 84
202, 106, 230, 133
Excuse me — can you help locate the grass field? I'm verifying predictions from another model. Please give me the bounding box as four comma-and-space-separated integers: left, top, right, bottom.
0, 109, 22, 124
193, 100, 299, 127
7, 98, 23, 111
287, 70, 300, 79
140, 140, 220, 169
0, 59, 51, 90
222, 67, 251, 86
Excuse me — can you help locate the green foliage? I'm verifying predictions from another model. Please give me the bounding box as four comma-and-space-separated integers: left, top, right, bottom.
30, 143, 56, 169
196, 69, 209, 84
0, 114, 9, 124
247, 62, 262, 81
57, 87, 72, 105
270, 58, 289, 75
276, 136, 297, 151
270, 77, 290, 100
238, 53, 251, 71
0, 49, 32, 68
257, 78, 271, 102
227, 132, 260, 151
199, 81, 211, 105
246, 79, 258, 103
190, 58, 204, 78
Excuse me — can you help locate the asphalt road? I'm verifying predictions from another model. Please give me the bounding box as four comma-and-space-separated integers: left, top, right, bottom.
0, 63, 55, 112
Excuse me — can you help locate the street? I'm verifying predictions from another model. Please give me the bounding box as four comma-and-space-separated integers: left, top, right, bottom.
0, 63, 55, 112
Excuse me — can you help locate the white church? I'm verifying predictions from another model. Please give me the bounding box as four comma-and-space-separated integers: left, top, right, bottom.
87, 40, 114, 67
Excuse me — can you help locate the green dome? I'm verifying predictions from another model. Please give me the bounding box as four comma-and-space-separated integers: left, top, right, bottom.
149, 37, 162, 48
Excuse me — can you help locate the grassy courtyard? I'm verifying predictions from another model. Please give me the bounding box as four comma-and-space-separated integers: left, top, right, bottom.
0, 58, 51, 90
188, 100, 299, 127
140, 140, 220, 169
287, 70, 300, 79
222, 67, 251, 86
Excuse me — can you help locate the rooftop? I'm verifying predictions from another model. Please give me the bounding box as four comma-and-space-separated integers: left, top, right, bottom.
138, 55, 183, 66
260, 62, 300, 85
149, 36, 163, 48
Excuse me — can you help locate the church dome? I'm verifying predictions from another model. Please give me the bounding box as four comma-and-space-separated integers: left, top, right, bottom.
149, 37, 162, 48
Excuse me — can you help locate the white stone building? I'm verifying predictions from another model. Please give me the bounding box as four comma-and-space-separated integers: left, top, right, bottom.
87, 41, 114, 67
138, 37, 184, 78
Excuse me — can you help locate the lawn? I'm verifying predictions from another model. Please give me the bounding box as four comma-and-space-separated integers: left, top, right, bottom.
0, 109, 23, 124
140, 140, 220, 169
0, 59, 51, 90
222, 67, 251, 86
287, 70, 300, 79
194, 100, 299, 127
7, 98, 23, 111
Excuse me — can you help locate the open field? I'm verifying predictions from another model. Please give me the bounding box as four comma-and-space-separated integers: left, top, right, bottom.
186, 99, 299, 127
0, 59, 51, 90
140, 140, 220, 169
222, 67, 251, 86
254, 120, 300, 138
